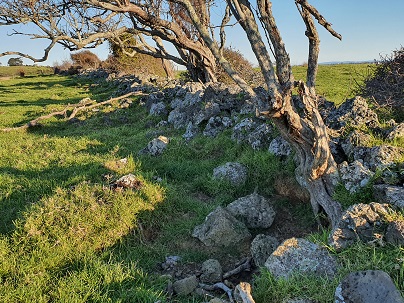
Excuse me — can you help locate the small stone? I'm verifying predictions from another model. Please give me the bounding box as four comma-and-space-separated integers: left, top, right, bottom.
251, 234, 279, 267
139, 135, 169, 156
172, 275, 198, 295
200, 259, 222, 283
213, 162, 248, 186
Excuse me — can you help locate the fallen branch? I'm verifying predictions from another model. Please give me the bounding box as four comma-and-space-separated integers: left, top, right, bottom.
2, 91, 143, 132
199, 282, 234, 303
223, 258, 252, 279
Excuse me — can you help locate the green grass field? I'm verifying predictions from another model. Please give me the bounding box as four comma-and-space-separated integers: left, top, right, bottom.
0, 65, 402, 302
0, 65, 54, 78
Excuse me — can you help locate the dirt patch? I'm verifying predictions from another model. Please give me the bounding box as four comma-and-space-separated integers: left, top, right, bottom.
0, 76, 12, 81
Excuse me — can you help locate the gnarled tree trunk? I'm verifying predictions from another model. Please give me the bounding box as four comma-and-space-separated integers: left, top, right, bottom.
177, 0, 343, 227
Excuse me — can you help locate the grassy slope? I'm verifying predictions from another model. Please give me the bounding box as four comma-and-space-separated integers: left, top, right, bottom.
0, 66, 402, 302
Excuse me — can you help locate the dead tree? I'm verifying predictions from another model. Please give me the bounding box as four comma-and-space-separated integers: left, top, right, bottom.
177, 0, 343, 227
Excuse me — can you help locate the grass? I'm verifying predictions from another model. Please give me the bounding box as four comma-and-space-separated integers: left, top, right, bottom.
0, 66, 54, 77
292, 63, 371, 106
0, 65, 402, 302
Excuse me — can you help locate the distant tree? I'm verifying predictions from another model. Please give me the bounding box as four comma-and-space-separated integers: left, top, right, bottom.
7, 57, 23, 66
70, 50, 101, 69
107, 34, 174, 78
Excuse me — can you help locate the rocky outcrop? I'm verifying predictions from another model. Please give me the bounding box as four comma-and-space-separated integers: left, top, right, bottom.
268, 136, 292, 157
338, 160, 374, 193
325, 96, 379, 132
329, 203, 391, 251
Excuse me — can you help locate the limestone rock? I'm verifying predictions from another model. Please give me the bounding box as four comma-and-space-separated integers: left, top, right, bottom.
203, 116, 232, 137
182, 122, 199, 141
200, 259, 222, 283
149, 101, 167, 116
172, 275, 198, 295
338, 160, 374, 193
325, 96, 379, 131
111, 174, 143, 190
340, 130, 372, 159
385, 220, 404, 246
373, 184, 404, 209
213, 162, 248, 186
268, 136, 292, 157
168, 108, 188, 129
352, 145, 403, 171
329, 203, 391, 251
192, 206, 251, 247
386, 122, 404, 140
250, 234, 279, 267
264, 238, 338, 279
226, 193, 276, 229
139, 135, 169, 156
335, 270, 404, 303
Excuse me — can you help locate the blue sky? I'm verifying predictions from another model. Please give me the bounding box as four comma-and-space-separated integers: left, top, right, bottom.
0, 0, 403, 67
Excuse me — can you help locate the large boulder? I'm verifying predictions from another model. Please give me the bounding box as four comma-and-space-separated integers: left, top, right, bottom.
192, 206, 251, 247
226, 193, 276, 229
264, 238, 338, 279
329, 203, 391, 251
335, 270, 404, 303
213, 162, 248, 186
